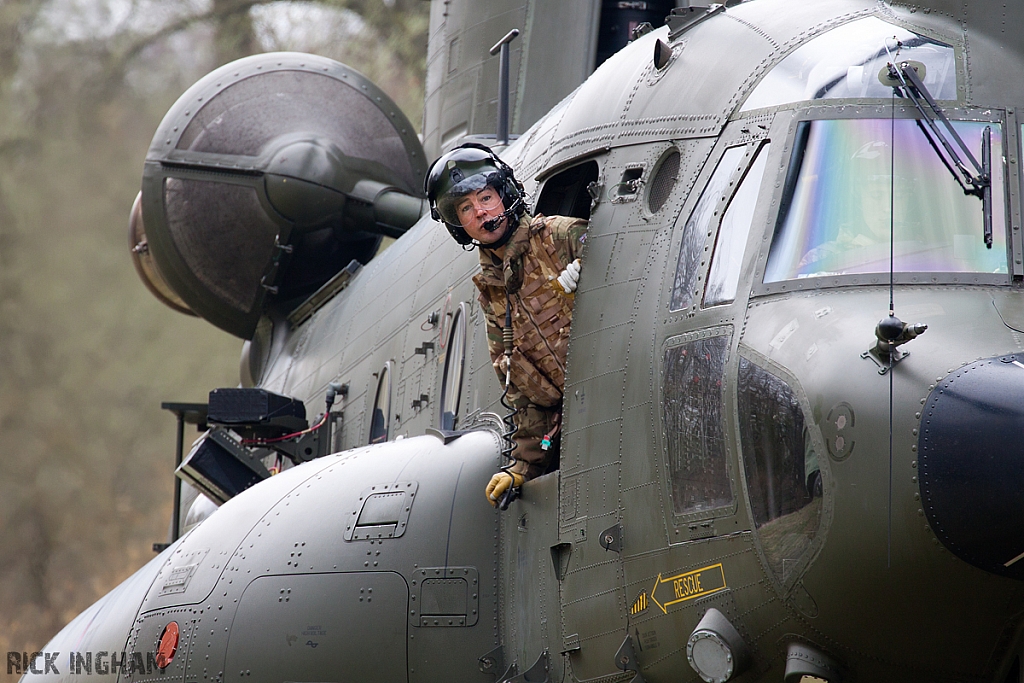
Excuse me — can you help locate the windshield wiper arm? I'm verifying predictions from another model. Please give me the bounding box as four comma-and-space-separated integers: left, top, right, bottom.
887, 60, 993, 248
913, 119, 971, 194
982, 124, 993, 249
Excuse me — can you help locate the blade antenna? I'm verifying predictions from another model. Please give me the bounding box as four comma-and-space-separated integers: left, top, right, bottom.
888, 110, 895, 570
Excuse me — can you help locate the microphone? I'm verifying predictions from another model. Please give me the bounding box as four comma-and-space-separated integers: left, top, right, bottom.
481, 195, 522, 232
482, 214, 506, 232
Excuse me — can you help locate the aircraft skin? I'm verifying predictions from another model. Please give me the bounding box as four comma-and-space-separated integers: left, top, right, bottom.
24, 1, 1024, 682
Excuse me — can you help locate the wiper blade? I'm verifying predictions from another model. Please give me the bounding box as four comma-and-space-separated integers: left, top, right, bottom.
887, 60, 993, 248
982, 124, 993, 249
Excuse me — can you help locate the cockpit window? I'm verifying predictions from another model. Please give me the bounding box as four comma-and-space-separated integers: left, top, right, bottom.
704, 143, 771, 307
738, 358, 821, 584
741, 17, 957, 113
764, 118, 1006, 283
670, 146, 746, 311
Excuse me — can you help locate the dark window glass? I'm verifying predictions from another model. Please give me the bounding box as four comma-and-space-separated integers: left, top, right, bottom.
738, 358, 821, 580
439, 304, 467, 430
369, 363, 392, 444
535, 160, 600, 220
670, 146, 745, 311
663, 335, 733, 515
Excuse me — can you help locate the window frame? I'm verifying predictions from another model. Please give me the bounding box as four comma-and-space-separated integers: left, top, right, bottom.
703, 141, 772, 308
438, 302, 468, 431
368, 361, 393, 445
738, 15, 961, 115
734, 350, 830, 589
657, 326, 739, 526
667, 140, 767, 314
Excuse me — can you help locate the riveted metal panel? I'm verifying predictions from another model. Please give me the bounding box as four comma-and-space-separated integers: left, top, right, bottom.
134, 433, 503, 683
558, 555, 624, 681
499, 471, 563, 683
410, 566, 479, 627
32, 552, 166, 683
158, 549, 209, 596
344, 482, 418, 541
138, 455, 340, 615
621, 535, 771, 683
124, 606, 195, 683
224, 572, 408, 683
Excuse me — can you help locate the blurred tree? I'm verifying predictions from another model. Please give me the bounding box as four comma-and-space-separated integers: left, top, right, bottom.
212, 0, 259, 64
0, 0, 428, 657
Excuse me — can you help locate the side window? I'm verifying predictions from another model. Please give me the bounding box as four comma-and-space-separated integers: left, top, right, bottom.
662, 333, 733, 516
704, 143, 771, 307
439, 303, 468, 430
535, 160, 600, 220
669, 146, 745, 311
368, 362, 392, 445
737, 358, 822, 583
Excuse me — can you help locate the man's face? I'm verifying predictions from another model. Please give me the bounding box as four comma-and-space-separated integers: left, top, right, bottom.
454, 186, 507, 244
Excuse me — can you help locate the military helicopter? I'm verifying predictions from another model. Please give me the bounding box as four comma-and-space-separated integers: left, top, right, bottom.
24, 0, 1024, 682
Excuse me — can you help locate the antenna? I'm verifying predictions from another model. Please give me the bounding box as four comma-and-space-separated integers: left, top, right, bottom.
490, 29, 520, 146
873, 41, 940, 567
888, 78, 896, 569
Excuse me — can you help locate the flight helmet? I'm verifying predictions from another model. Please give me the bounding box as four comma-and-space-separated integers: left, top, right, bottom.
424, 143, 525, 248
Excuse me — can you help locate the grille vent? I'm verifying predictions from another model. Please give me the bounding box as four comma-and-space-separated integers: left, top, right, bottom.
648, 148, 681, 213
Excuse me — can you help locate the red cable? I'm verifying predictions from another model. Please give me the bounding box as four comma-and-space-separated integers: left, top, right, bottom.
241, 411, 328, 446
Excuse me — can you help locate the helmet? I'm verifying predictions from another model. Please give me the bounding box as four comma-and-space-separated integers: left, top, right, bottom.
424, 143, 525, 248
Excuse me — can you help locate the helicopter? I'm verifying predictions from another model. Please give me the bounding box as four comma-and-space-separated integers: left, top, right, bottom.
21, 0, 1024, 682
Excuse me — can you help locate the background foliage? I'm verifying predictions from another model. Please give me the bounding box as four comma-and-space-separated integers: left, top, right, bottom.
0, 0, 427, 655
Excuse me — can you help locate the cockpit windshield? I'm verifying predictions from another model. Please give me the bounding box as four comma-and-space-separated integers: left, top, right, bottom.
741, 17, 957, 112
764, 118, 1006, 283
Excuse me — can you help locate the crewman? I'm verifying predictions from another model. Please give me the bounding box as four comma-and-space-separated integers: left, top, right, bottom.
424, 143, 587, 505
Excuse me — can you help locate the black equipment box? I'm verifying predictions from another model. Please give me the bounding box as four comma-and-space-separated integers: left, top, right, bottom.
207, 388, 307, 435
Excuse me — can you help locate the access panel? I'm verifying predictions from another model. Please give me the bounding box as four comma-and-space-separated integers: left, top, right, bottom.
224, 572, 408, 683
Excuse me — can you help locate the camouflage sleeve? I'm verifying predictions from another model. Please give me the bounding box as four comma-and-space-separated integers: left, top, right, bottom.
546, 216, 589, 263
566, 218, 588, 262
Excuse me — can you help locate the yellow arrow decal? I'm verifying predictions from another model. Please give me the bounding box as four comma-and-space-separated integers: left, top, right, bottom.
649, 563, 727, 614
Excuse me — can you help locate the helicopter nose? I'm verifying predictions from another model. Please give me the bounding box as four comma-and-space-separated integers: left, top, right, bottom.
919, 354, 1024, 580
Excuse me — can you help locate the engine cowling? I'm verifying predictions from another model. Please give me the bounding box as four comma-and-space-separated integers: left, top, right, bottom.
30, 431, 503, 682
136, 52, 427, 338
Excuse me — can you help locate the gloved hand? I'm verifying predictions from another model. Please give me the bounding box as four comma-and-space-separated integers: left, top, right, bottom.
492, 354, 510, 376
485, 470, 525, 506
556, 258, 582, 293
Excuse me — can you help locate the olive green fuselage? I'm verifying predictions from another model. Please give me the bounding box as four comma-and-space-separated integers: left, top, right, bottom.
32, 2, 1024, 682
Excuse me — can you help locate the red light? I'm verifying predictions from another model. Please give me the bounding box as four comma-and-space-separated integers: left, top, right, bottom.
156, 621, 179, 669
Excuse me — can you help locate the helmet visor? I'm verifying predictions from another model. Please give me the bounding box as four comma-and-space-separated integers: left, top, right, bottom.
435, 170, 505, 227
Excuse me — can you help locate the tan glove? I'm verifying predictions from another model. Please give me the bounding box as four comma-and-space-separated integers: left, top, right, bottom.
492, 354, 511, 376
485, 470, 525, 506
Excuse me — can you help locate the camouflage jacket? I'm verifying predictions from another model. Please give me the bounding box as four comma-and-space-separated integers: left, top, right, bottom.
473, 214, 589, 408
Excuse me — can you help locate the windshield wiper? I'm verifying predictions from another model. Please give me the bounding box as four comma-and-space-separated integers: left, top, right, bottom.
886, 60, 993, 248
